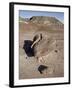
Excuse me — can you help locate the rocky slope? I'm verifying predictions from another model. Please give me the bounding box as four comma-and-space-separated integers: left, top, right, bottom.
29, 16, 63, 25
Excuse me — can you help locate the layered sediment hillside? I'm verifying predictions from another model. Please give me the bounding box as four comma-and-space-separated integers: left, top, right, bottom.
29, 16, 63, 25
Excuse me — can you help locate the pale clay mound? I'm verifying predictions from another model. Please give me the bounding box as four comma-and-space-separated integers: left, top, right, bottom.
19, 16, 64, 79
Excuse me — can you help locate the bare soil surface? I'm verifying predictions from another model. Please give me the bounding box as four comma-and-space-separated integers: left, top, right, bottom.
19, 18, 64, 79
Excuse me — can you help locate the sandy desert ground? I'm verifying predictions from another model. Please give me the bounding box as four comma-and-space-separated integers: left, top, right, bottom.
19, 17, 64, 79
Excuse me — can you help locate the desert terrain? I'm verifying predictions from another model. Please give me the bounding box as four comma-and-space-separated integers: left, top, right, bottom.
19, 16, 64, 79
